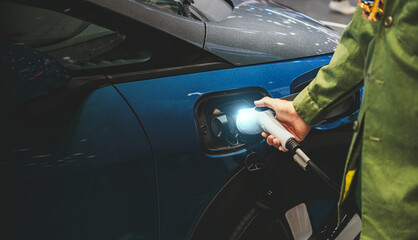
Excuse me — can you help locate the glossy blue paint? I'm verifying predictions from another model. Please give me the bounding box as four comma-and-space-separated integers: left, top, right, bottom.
68, 86, 153, 163
114, 54, 332, 239
9, 86, 158, 239
11, 86, 153, 173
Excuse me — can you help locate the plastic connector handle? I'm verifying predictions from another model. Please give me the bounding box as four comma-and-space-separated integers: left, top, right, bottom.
256, 110, 295, 151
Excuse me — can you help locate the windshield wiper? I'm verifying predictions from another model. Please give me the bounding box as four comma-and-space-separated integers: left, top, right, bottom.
177, 0, 194, 18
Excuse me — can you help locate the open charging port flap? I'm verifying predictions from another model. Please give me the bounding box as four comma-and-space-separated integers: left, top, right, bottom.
194, 87, 270, 156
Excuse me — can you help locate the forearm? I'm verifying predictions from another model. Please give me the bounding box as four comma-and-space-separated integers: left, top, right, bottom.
293, 7, 377, 125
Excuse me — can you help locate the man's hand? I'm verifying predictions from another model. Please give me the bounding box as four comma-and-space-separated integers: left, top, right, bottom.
254, 97, 311, 151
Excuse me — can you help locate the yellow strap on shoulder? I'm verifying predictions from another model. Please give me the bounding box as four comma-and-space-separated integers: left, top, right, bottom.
342, 170, 357, 202
369, 0, 380, 21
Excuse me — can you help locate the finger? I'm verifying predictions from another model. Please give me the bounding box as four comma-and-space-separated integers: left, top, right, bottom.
266, 135, 275, 146
266, 135, 273, 146
272, 138, 287, 152
254, 98, 266, 107
273, 138, 282, 149
254, 97, 272, 107
261, 132, 269, 138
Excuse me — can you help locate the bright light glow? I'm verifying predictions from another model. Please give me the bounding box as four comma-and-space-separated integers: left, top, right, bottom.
236, 108, 263, 135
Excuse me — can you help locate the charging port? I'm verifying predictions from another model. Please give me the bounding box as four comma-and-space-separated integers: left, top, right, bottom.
194, 87, 270, 156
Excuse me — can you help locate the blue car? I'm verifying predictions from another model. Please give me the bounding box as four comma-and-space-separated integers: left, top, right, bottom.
1, 0, 360, 239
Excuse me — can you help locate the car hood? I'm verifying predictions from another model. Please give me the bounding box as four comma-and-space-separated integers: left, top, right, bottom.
204, 0, 340, 66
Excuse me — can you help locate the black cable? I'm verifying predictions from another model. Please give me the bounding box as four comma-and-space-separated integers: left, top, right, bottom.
286, 138, 341, 194
307, 160, 340, 194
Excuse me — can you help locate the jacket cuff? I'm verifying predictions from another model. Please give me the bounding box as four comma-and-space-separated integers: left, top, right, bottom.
293, 87, 323, 126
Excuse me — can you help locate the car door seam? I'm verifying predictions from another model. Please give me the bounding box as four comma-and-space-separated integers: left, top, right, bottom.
110, 83, 161, 240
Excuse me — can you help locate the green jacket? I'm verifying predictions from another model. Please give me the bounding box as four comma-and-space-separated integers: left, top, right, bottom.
293, 2, 418, 240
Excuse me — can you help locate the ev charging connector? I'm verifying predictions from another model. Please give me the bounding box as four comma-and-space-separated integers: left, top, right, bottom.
236, 107, 309, 169
236, 107, 340, 193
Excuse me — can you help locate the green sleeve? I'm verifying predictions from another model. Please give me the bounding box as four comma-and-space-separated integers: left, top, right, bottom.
293, 7, 377, 125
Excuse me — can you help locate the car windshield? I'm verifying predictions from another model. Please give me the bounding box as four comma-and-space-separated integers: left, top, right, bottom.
139, 0, 234, 22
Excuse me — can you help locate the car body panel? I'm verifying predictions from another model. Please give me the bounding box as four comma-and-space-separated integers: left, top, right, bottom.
113, 54, 332, 239
5, 86, 158, 239
1, 0, 350, 239
86, 0, 339, 66
86, 0, 206, 47
205, 0, 340, 65
9, 86, 154, 173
